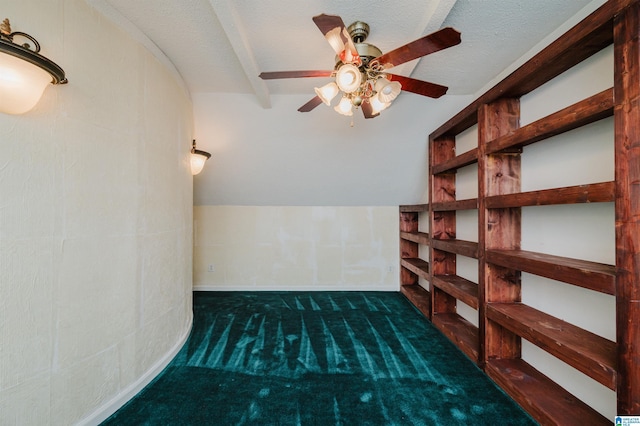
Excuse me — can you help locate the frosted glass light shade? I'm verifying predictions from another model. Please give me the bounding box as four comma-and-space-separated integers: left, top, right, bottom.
0, 19, 67, 115
334, 96, 353, 116
190, 140, 212, 175
325, 27, 345, 56
369, 93, 390, 115
375, 78, 402, 103
314, 82, 339, 106
0, 52, 52, 114
190, 152, 209, 175
335, 63, 362, 93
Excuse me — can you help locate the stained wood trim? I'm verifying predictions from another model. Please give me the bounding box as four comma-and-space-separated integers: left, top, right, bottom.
431, 198, 478, 211
432, 313, 479, 362
486, 359, 610, 425
400, 258, 429, 280
614, 2, 640, 413
487, 303, 616, 389
485, 182, 615, 208
431, 239, 479, 259
432, 275, 479, 309
478, 98, 523, 367
400, 231, 430, 245
431, 148, 479, 174
430, 136, 458, 316
486, 249, 616, 295
430, 0, 636, 140
399, 204, 429, 212
486, 88, 614, 154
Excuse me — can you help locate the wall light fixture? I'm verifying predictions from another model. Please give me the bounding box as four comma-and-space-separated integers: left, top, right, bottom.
190, 140, 211, 175
0, 18, 67, 115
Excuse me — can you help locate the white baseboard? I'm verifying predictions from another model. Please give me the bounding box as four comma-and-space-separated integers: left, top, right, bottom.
193, 284, 399, 292
77, 311, 193, 426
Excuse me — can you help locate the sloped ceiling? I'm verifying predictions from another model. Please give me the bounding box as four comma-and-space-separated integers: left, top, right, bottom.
93, 0, 596, 103
87, 0, 603, 205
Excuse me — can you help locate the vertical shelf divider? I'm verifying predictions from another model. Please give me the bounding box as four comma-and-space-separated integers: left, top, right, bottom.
478, 99, 522, 367
429, 136, 458, 316
614, 2, 640, 414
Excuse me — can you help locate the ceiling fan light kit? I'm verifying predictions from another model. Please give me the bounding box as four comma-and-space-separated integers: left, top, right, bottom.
315, 81, 339, 105
334, 96, 354, 116
376, 78, 402, 103
259, 14, 461, 120
335, 63, 362, 93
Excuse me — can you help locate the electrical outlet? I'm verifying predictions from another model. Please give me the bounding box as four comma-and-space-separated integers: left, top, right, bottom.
208, 264, 215, 272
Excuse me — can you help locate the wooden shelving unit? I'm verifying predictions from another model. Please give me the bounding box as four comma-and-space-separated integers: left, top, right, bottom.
399, 0, 640, 423
399, 204, 431, 318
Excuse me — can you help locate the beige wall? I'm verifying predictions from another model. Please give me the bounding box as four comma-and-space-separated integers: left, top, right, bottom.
194, 206, 399, 291
0, 0, 194, 424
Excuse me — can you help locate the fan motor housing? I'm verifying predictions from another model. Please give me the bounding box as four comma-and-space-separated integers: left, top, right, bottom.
335, 21, 382, 69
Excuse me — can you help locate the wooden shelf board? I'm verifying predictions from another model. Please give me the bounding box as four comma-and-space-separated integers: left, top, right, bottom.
432, 275, 479, 310
485, 181, 615, 208
486, 358, 610, 425
431, 239, 479, 259
400, 284, 430, 318
431, 198, 478, 211
399, 204, 429, 213
400, 258, 429, 280
486, 249, 615, 295
431, 148, 479, 174
486, 88, 614, 154
400, 231, 429, 245
487, 303, 616, 389
430, 0, 627, 140
432, 312, 479, 362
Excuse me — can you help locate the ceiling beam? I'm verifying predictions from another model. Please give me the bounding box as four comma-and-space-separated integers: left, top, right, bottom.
393, 0, 458, 78
207, 0, 271, 108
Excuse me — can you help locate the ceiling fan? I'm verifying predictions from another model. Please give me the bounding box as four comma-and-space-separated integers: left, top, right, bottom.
259, 14, 461, 119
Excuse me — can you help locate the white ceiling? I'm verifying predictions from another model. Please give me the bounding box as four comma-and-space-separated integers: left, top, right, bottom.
92, 0, 597, 107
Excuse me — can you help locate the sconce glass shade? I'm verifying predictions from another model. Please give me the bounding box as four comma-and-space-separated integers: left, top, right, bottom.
375, 78, 402, 103
334, 96, 353, 116
314, 81, 339, 106
190, 140, 211, 175
190, 152, 209, 175
335, 63, 362, 93
0, 52, 52, 114
0, 19, 67, 114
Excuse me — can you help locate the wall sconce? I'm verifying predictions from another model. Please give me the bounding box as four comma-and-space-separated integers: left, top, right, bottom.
0, 18, 67, 115
190, 140, 211, 175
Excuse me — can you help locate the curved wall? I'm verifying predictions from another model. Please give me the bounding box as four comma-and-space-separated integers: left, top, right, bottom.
0, 0, 194, 424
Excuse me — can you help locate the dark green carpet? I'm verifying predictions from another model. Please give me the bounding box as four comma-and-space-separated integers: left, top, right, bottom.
102, 292, 536, 425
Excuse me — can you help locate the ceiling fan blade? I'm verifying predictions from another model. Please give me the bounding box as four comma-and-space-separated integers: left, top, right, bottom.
361, 100, 379, 119
259, 70, 333, 79
374, 27, 461, 69
388, 74, 448, 98
312, 14, 360, 64
298, 96, 324, 112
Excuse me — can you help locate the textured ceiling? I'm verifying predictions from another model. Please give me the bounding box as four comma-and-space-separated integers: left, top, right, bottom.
92, 0, 597, 105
